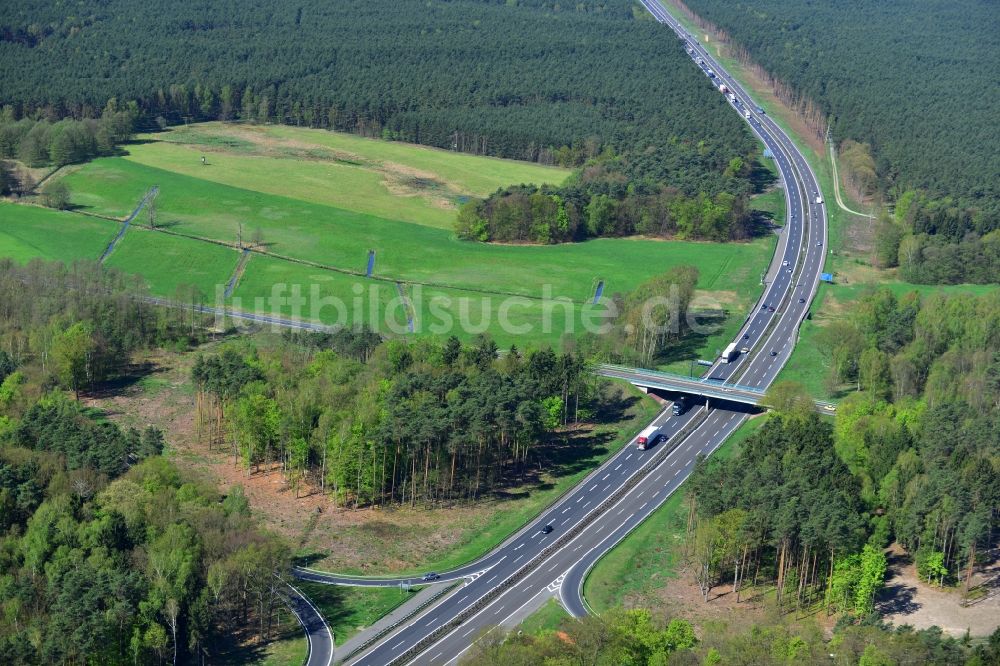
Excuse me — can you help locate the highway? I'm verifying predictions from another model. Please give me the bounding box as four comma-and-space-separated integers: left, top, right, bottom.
293, 1, 830, 664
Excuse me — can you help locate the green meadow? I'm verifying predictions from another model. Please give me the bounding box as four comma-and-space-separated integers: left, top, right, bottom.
61, 154, 774, 304
0, 202, 117, 264
104, 227, 240, 298
3, 122, 781, 350
131, 122, 570, 229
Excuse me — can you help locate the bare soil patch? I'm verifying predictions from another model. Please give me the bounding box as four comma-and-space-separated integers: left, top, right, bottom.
877, 544, 1000, 638
627, 560, 838, 639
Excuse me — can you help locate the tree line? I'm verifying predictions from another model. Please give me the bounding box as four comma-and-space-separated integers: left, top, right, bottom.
0, 258, 209, 398
686, 287, 998, 631
874, 190, 1000, 284
192, 332, 604, 508
0, 433, 291, 663
686, 414, 876, 616
0, 101, 137, 198
822, 288, 999, 594
1, 0, 761, 233
0, 262, 299, 663
465, 606, 1000, 665
456, 155, 759, 244
681, 0, 999, 283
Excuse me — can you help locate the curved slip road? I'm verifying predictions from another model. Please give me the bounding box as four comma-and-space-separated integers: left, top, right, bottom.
294, 1, 829, 662
285, 583, 334, 666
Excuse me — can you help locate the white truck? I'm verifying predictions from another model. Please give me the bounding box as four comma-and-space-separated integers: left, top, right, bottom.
722, 342, 738, 363
815, 195, 824, 205
637, 424, 661, 450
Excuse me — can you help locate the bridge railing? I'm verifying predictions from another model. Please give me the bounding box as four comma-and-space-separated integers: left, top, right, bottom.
596, 363, 765, 395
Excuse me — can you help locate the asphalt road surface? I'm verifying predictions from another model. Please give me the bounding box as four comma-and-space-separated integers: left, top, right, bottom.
297, 1, 829, 662
286, 583, 335, 666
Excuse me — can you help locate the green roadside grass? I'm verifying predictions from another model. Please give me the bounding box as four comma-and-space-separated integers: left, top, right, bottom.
320, 385, 663, 577
520, 598, 571, 635
293, 582, 422, 647
582, 416, 766, 612
657, 233, 775, 374
751, 187, 786, 227
104, 227, 241, 298
0, 201, 118, 264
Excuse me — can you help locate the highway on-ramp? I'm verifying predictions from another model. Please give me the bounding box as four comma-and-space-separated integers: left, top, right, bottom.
295, 1, 829, 663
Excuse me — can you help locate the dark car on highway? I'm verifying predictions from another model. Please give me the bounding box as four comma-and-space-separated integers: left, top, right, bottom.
541, 525, 554, 534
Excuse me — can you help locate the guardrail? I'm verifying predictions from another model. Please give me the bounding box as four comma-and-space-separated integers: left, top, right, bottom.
384, 407, 711, 665
338, 582, 460, 665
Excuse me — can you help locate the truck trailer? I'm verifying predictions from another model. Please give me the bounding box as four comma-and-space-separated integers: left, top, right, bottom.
637, 425, 661, 450
722, 342, 739, 363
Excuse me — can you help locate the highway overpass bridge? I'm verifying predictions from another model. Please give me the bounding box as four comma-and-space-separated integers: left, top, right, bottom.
596, 364, 838, 413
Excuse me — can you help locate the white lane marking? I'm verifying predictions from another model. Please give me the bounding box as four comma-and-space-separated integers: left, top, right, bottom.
485, 575, 497, 585
426, 616, 437, 626
457, 595, 468, 604
513, 555, 523, 564
639, 502, 648, 511
617, 508, 625, 515
583, 501, 591, 510
391, 640, 405, 650
603, 484, 611, 492
601, 473, 610, 481
562, 507, 570, 514
431, 652, 443, 662
463, 626, 477, 637
626, 453, 633, 461
576, 496, 583, 503
514, 543, 524, 550
614, 463, 622, 471
589, 484, 597, 491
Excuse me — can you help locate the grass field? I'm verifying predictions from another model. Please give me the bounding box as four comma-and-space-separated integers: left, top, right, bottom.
105, 227, 241, 298
62, 156, 774, 304
0, 201, 118, 264
231, 254, 412, 334
293, 582, 421, 647
582, 416, 766, 612
129, 122, 570, 229
0, 121, 780, 350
